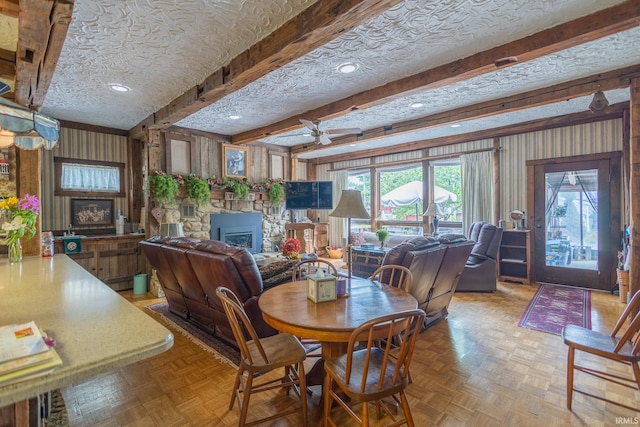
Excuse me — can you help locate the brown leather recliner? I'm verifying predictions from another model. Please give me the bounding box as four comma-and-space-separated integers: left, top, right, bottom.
456, 221, 504, 292
140, 236, 279, 346
382, 235, 473, 328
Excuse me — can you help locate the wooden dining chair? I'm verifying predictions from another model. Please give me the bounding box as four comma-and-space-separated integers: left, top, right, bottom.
215, 287, 308, 426
291, 258, 338, 282
323, 309, 425, 427
563, 290, 640, 411
369, 265, 413, 293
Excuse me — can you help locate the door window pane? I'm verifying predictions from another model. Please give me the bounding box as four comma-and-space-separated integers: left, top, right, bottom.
545, 169, 598, 270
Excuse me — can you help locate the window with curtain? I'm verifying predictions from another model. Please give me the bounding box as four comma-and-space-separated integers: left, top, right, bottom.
61, 163, 120, 191
378, 164, 422, 235
54, 157, 125, 197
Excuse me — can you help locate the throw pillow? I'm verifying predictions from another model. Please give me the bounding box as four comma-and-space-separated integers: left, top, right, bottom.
351, 232, 366, 246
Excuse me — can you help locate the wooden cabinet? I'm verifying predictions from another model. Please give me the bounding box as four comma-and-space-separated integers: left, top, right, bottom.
55, 235, 145, 291
285, 222, 329, 255
498, 230, 531, 284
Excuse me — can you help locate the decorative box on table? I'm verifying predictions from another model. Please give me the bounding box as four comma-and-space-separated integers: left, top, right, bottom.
307, 273, 337, 303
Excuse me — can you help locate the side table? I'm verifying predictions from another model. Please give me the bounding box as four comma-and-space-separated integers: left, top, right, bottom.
351, 245, 392, 278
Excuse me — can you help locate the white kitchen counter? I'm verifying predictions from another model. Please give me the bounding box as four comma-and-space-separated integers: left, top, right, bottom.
0, 254, 173, 407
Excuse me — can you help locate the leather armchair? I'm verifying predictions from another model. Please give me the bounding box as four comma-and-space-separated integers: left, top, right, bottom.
455, 221, 504, 292
381, 235, 473, 328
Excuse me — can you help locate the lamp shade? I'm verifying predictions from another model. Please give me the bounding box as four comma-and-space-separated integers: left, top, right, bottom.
329, 190, 370, 219
422, 202, 442, 217
159, 222, 184, 237
0, 82, 60, 150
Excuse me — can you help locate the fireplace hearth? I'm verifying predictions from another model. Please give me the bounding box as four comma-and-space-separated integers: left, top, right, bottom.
211, 212, 262, 253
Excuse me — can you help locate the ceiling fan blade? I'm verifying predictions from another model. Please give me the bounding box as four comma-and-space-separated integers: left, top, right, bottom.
300, 119, 316, 131
275, 133, 310, 138
325, 127, 362, 135
319, 134, 332, 145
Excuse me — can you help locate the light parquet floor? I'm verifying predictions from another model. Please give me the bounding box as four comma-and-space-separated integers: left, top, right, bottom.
61, 282, 639, 426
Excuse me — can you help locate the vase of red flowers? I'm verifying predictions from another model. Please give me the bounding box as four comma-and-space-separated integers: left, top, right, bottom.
281, 237, 301, 259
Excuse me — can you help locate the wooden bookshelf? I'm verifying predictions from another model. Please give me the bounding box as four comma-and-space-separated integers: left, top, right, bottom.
498, 230, 531, 284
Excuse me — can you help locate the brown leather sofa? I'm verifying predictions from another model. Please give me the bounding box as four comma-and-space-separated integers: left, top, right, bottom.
140, 236, 293, 346
381, 235, 474, 328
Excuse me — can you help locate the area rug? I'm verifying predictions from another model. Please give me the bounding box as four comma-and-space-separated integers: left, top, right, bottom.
146, 302, 240, 368
518, 284, 591, 335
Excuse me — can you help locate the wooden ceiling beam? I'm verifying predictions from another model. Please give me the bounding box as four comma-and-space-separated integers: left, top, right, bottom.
129, 0, 404, 137
290, 64, 640, 156
0, 0, 19, 18
0, 47, 15, 79
315, 103, 628, 164
235, 0, 640, 145
14, 0, 73, 108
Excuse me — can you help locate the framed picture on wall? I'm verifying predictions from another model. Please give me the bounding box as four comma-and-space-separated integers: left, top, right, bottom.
223, 144, 249, 179
71, 199, 114, 226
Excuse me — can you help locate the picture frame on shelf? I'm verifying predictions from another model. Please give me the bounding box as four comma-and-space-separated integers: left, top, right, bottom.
222, 144, 248, 179
71, 198, 114, 226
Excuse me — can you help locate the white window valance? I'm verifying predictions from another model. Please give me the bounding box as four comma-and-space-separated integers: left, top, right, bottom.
61, 163, 120, 192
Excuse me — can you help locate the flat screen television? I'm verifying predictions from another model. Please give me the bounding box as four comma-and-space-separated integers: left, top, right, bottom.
285, 181, 333, 210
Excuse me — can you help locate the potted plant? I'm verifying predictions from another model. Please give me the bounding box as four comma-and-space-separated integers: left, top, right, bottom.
186, 175, 210, 206
263, 178, 285, 205
375, 228, 389, 248
223, 177, 250, 200
149, 171, 179, 205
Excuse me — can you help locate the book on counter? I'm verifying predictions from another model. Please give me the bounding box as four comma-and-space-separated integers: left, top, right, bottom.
0, 321, 62, 385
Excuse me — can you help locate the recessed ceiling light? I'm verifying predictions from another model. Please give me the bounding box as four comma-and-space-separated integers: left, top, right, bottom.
451, 124, 461, 128
229, 115, 241, 120
349, 144, 357, 147
109, 83, 130, 93
410, 102, 424, 108
337, 62, 359, 74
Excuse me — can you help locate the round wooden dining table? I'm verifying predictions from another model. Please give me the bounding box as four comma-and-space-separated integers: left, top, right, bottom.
259, 276, 418, 385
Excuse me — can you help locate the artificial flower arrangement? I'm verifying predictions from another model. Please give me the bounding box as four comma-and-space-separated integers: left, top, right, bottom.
281, 237, 301, 259
1, 194, 40, 262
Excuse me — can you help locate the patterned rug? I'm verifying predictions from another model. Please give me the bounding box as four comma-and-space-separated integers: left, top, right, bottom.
146, 302, 241, 368
518, 284, 591, 335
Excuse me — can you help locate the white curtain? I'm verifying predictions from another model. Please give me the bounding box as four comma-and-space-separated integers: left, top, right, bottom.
61, 163, 120, 191
329, 170, 348, 247
460, 151, 493, 235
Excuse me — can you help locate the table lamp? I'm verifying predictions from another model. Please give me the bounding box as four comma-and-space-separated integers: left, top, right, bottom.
329, 190, 370, 295
423, 202, 442, 236
159, 222, 184, 237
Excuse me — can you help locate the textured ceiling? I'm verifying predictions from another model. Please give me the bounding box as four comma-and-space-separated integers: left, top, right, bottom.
34, 0, 636, 160
40, 0, 318, 128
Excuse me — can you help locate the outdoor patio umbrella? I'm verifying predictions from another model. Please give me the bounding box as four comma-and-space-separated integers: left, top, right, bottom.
380, 180, 457, 207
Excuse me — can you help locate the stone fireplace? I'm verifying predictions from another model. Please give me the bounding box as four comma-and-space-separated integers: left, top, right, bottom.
157, 196, 287, 253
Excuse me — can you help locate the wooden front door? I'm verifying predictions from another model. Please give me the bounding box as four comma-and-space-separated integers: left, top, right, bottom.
529, 153, 621, 290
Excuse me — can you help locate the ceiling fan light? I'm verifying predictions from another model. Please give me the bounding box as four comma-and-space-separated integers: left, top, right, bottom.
337, 62, 359, 74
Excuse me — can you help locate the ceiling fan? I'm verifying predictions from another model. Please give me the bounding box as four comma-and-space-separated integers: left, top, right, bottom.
279, 119, 362, 145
